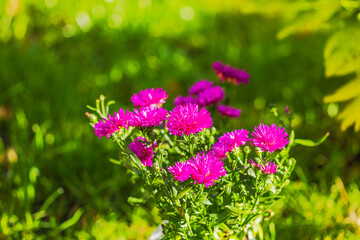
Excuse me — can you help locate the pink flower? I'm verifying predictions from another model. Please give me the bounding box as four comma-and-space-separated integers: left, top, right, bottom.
94, 108, 129, 139
261, 162, 277, 174
211, 141, 229, 159
167, 103, 213, 136
174, 95, 198, 106
249, 159, 260, 168
217, 104, 241, 118
249, 160, 277, 174
131, 88, 168, 108
128, 137, 155, 167
189, 152, 226, 188
129, 107, 168, 127
188, 80, 214, 95
251, 124, 289, 153
212, 61, 250, 85
168, 161, 192, 182
211, 129, 248, 158
197, 86, 225, 107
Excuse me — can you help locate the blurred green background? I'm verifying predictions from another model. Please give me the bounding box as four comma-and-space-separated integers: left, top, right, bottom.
1, 0, 360, 239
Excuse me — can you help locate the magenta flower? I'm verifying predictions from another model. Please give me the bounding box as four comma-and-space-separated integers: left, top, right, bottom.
167, 103, 213, 136
128, 137, 155, 167
129, 107, 168, 127
212, 61, 250, 85
189, 152, 226, 188
211, 141, 229, 159
168, 161, 192, 182
249, 159, 260, 168
174, 95, 198, 106
251, 124, 289, 153
249, 160, 277, 174
197, 86, 225, 107
94, 108, 129, 139
218, 129, 249, 150
260, 162, 277, 174
131, 88, 168, 108
188, 80, 214, 95
217, 104, 242, 118
211, 129, 248, 158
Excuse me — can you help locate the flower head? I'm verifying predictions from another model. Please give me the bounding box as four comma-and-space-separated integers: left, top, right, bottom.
251, 124, 289, 153
217, 129, 249, 151
212, 61, 250, 85
188, 80, 214, 95
211, 129, 248, 159
129, 137, 155, 167
197, 86, 225, 107
174, 95, 198, 106
189, 152, 226, 188
129, 107, 168, 127
260, 162, 277, 174
167, 103, 212, 136
217, 104, 242, 118
94, 108, 129, 139
211, 141, 229, 159
168, 161, 192, 182
131, 88, 168, 108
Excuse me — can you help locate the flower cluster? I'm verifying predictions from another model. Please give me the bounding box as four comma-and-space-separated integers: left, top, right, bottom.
168, 152, 226, 188
88, 62, 306, 238
212, 61, 250, 85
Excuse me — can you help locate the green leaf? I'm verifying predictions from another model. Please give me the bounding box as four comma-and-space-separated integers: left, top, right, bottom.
324, 27, 360, 77
247, 167, 256, 178
185, 211, 194, 236
337, 96, 360, 131
128, 196, 146, 205
198, 194, 212, 205
225, 206, 246, 216
211, 210, 232, 227
294, 132, 329, 147
176, 186, 192, 199
265, 179, 276, 194
324, 78, 360, 103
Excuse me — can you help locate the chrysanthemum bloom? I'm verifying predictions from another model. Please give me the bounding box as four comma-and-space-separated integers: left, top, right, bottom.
217, 129, 249, 151
197, 86, 225, 107
189, 152, 226, 188
129, 107, 168, 127
260, 162, 277, 174
131, 88, 168, 108
188, 80, 214, 95
168, 161, 192, 182
251, 124, 289, 153
211, 141, 229, 160
128, 137, 155, 167
94, 108, 129, 139
167, 103, 213, 136
174, 95, 198, 106
217, 104, 242, 118
212, 61, 250, 85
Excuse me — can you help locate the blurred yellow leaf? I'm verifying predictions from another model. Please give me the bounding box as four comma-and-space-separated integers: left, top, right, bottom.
324, 78, 360, 103
324, 27, 360, 77
337, 96, 360, 131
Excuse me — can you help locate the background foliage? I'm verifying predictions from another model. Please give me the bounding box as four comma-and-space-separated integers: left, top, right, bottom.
0, 0, 359, 239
